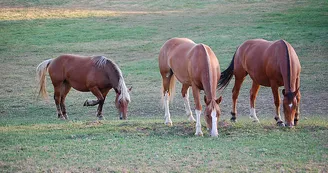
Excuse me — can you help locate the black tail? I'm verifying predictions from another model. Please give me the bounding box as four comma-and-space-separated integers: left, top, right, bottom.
217, 50, 236, 91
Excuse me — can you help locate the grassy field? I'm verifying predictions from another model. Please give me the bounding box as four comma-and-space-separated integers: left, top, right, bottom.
0, 0, 327, 172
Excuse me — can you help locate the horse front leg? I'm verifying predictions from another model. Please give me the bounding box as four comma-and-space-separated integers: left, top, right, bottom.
181, 84, 195, 122
86, 87, 105, 120
96, 99, 105, 120
191, 85, 203, 136
270, 82, 284, 126
83, 99, 100, 106
294, 78, 301, 126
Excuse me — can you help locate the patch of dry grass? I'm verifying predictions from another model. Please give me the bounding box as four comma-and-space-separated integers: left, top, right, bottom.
0, 8, 180, 21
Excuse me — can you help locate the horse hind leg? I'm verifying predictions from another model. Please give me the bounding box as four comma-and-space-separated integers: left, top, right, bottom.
181, 84, 195, 122
60, 82, 71, 120
53, 84, 65, 120
249, 82, 260, 123
231, 76, 246, 122
161, 70, 174, 126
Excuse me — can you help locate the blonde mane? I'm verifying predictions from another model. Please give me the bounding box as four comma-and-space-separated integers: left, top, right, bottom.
92, 56, 131, 103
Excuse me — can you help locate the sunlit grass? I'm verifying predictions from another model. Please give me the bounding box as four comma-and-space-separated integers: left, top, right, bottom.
0, 8, 180, 21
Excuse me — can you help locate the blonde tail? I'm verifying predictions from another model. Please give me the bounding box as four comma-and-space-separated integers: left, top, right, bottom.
168, 75, 176, 101
160, 74, 177, 109
36, 59, 52, 100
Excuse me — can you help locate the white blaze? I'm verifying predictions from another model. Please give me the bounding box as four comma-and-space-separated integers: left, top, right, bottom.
289, 103, 293, 108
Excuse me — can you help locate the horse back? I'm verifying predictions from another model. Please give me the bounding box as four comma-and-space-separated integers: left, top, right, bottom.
236, 39, 300, 88
48, 54, 110, 91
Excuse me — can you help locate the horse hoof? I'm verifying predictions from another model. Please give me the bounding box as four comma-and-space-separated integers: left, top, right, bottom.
59, 116, 66, 120
165, 122, 173, 126
83, 100, 88, 106
211, 133, 219, 137
195, 132, 204, 136
277, 121, 285, 127
188, 116, 196, 122
230, 118, 237, 123
120, 116, 123, 120
252, 119, 260, 123
98, 116, 104, 120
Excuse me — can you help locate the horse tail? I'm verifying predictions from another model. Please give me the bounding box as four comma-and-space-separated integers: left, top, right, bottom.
168, 73, 176, 101
217, 49, 236, 91
161, 70, 176, 108
36, 59, 52, 100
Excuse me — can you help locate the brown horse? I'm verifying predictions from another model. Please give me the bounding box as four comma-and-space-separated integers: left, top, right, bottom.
36, 54, 131, 120
218, 39, 301, 127
159, 38, 222, 137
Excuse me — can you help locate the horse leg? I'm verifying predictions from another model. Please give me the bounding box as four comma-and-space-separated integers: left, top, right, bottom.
161, 74, 173, 126
191, 84, 203, 136
88, 87, 105, 120
270, 82, 284, 126
53, 84, 65, 120
294, 78, 301, 126
181, 84, 195, 122
97, 89, 110, 120
249, 82, 260, 123
231, 76, 246, 122
60, 83, 71, 120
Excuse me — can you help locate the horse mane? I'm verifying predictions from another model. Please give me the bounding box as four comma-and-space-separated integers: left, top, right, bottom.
92, 56, 131, 103
280, 40, 291, 92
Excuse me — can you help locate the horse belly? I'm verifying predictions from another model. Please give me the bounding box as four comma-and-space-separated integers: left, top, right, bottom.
248, 72, 271, 87
68, 80, 89, 92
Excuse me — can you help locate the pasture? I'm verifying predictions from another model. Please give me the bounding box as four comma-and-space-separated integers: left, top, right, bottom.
1, 0, 327, 172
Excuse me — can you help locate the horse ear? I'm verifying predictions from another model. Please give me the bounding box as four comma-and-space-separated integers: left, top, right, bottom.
293, 87, 300, 96
128, 86, 132, 92
282, 89, 286, 96
216, 96, 222, 104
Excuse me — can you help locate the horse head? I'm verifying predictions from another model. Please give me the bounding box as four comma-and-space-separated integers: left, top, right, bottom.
204, 95, 222, 136
115, 86, 132, 120
282, 88, 299, 127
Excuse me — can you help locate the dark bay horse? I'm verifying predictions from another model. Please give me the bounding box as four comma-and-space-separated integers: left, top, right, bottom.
159, 38, 222, 137
36, 54, 131, 120
218, 39, 301, 127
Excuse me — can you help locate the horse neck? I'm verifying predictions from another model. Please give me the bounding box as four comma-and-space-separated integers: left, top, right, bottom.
280, 40, 298, 93
107, 67, 130, 103
198, 44, 218, 100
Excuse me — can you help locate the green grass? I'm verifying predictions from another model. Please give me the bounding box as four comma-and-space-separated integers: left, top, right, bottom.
0, 0, 327, 172
1, 118, 327, 172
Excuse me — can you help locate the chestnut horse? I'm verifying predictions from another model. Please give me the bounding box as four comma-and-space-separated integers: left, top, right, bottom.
36, 54, 131, 120
159, 38, 222, 137
218, 39, 301, 127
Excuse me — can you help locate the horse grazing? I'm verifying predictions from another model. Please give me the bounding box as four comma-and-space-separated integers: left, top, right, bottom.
36, 54, 131, 120
218, 39, 301, 127
159, 38, 222, 137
